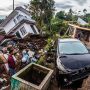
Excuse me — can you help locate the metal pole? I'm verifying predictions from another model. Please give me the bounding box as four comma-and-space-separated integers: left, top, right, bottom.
13, 0, 14, 11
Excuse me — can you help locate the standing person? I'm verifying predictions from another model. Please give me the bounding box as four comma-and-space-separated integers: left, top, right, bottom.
8, 49, 16, 76
0, 50, 9, 74
2, 47, 9, 74
2, 47, 8, 60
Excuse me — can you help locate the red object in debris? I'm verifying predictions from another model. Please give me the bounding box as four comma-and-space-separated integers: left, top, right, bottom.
0, 35, 5, 42
8, 54, 15, 69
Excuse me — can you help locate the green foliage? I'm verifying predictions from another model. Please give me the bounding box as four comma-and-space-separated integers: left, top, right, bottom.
37, 38, 54, 65
83, 9, 87, 15
82, 14, 90, 23
55, 11, 65, 20
51, 17, 68, 35
51, 18, 62, 33
44, 38, 53, 50
29, 0, 55, 31
55, 9, 77, 22
37, 55, 45, 65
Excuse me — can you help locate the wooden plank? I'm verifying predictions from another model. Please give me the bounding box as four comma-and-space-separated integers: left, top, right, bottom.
69, 24, 90, 31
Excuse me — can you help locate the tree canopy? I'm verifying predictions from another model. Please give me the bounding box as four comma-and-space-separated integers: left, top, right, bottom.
29, 0, 55, 31
28, 2, 90, 36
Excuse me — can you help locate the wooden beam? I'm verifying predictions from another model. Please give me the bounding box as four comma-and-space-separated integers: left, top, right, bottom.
64, 26, 70, 35
69, 24, 90, 31
72, 27, 77, 38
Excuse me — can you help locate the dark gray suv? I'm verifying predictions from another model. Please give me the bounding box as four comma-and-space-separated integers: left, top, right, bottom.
56, 38, 90, 86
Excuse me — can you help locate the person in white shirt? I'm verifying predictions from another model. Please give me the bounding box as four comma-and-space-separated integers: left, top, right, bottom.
2, 47, 8, 60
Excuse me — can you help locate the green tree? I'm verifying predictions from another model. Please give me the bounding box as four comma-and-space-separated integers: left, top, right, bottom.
51, 17, 68, 35
55, 11, 65, 20
66, 8, 73, 21
83, 9, 87, 15
69, 8, 73, 16
29, 0, 55, 31
55, 9, 77, 21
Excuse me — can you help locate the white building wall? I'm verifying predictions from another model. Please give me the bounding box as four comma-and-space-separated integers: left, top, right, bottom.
14, 23, 28, 38
3, 10, 33, 33
13, 23, 35, 38
24, 23, 35, 34
4, 19, 16, 34
3, 9, 39, 38
24, 23, 39, 34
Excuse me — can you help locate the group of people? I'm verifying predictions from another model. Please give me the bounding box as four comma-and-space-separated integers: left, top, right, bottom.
0, 44, 40, 76
0, 46, 16, 76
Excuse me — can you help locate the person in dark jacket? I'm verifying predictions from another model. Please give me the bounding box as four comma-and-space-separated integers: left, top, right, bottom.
8, 49, 16, 76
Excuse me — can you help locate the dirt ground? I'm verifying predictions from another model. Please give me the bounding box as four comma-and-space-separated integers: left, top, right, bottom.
1, 36, 90, 90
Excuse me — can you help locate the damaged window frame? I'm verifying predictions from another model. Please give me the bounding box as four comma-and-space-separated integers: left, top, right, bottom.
20, 26, 27, 36
13, 19, 17, 24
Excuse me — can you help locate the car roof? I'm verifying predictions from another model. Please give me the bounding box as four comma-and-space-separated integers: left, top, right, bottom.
58, 38, 80, 43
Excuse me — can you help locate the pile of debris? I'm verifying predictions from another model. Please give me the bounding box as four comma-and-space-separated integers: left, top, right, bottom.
13, 35, 47, 51
0, 34, 48, 90
0, 74, 10, 90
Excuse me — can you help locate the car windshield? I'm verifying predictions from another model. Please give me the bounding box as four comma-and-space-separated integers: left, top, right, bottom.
59, 41, 88, 55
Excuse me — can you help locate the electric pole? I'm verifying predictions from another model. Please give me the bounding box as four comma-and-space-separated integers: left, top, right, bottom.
13, 0, 14, 11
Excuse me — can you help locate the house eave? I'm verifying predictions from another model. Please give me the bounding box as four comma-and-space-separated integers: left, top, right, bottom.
0, 11, 18, 27
15, 7, 31, 16
0, 7, 31, 27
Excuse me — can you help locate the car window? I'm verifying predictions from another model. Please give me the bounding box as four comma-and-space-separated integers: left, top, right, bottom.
59, 41, 88, 54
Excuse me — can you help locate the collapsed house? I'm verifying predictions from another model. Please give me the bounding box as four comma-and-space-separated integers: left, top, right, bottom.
67, 23, 90, 46
0, 7, 39, 39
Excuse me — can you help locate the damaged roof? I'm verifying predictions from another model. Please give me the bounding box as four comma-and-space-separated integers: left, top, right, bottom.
0, 7, 31, 27
0, 11, 18, 27
15, 7, 31, 16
